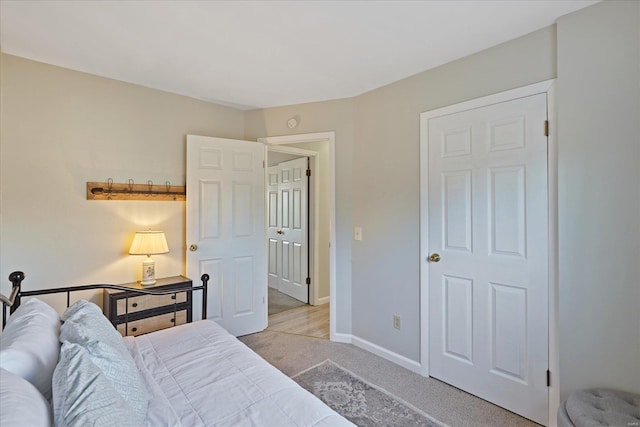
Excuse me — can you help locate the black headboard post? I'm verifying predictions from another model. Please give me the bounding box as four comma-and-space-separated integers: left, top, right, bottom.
8, 271, 25, 314
2, 271, 25, 328
201, 273, 209, 320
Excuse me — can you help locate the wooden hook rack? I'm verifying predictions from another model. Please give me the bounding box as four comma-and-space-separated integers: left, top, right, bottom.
86, 179, 186, 201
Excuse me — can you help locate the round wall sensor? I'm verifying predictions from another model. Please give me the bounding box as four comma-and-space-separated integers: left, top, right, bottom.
287, 117, 298, 129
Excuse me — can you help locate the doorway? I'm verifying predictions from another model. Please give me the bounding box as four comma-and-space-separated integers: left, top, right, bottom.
267, 154, 310, 311
260, 132, 336, 340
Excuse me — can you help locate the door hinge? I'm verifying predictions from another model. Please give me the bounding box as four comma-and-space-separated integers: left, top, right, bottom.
306, 277, 311, 285
544, 120, 549, 137
306, 168, 311, 177
546, 370, 551, 387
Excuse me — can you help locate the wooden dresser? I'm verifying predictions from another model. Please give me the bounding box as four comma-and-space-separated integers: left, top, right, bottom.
103, 276, 193, 336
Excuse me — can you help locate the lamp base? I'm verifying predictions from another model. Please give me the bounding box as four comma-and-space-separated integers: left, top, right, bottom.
141, 256, 156, 287
140, 279, 157, 287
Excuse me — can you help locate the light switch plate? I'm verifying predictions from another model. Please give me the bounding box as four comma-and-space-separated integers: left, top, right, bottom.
354, 227, 362, 241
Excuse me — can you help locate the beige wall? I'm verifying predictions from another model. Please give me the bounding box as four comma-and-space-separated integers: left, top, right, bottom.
267, 151, 301, 166
0, 55, 245, 310
557, 0, 640, 398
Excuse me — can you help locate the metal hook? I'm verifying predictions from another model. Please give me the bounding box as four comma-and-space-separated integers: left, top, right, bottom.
147, 180, 153, 196
106, 178, 113, 200
128, 179, 134, 192
166, 181, 176, 200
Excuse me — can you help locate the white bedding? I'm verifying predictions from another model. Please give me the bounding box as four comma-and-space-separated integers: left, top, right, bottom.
124, 320, 354, 427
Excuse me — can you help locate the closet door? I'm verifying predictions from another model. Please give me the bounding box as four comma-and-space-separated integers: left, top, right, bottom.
428, 93, 549, 425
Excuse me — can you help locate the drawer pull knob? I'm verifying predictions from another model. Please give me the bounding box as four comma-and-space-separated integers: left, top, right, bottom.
132, 302, 138, 308
170, 318, 175, 323
131, 327, 138, 332
171, 295, 176, 300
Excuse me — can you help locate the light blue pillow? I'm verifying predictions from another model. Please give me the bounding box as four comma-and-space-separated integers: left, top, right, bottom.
60, 300, 149, 420
61, 300, 124, 351
52, 342, 145, 427
0, 368, 52, 427
0, 298, 60, 400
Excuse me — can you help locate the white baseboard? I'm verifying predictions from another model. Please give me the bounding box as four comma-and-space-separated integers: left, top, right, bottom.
330, 332, 423, 375
331, 332, 353, 344
351, 335, 423, 375
316, 296, 330, 305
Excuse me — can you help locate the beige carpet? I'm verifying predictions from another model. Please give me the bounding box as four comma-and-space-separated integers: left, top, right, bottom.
239, 330, 541, 427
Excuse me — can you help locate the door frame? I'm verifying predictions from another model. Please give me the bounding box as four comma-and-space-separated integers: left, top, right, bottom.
258, 132, 337, 340
419, 80, 559, 425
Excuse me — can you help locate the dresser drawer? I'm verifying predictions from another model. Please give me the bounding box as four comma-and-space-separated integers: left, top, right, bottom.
103, 275, 193, 337
116, 292, 187, 315
117, 310, 187, 336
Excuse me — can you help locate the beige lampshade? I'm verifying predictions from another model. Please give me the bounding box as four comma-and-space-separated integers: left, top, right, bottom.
129, 230, 169, 255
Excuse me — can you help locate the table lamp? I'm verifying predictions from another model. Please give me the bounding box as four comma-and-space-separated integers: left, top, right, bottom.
129, 230, 169, 286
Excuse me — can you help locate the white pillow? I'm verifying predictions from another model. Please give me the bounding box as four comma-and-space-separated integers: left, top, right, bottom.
60, 300, 149, 419
0, 298, 61, 400
0, 368, 52, 427
52, 342, 145, 427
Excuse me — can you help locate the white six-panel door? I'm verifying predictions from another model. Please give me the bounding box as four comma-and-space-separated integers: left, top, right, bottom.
267, 157, 309, 303
267, 164, 280, 290
186, 135, 266, 337
427, 94, 549, 424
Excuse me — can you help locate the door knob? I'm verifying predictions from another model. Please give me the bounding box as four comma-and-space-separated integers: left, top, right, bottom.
277, 230, 284, 235
189, 244, 198, 252
429, 253, 441, 262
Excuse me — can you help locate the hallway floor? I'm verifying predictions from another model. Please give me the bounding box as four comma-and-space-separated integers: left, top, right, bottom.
267, 302, 329, 340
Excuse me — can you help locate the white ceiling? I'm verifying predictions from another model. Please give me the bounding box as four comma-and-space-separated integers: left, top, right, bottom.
1, 0, 597, 110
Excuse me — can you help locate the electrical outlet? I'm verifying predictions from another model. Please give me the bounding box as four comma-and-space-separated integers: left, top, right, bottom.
393, 315, 401, 330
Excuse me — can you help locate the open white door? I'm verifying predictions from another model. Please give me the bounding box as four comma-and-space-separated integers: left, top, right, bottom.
186, 135, 266, 337
427, 93, 549, 424
267, 157, 309, 303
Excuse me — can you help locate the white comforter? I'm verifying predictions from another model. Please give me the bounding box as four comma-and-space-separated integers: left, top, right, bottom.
124, 320, 354, 427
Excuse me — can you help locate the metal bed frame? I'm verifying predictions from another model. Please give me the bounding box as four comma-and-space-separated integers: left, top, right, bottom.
1, 271, 209, 330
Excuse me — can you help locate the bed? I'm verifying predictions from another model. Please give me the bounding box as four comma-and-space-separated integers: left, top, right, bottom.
0, 271, 354, 427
